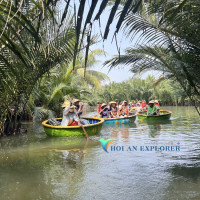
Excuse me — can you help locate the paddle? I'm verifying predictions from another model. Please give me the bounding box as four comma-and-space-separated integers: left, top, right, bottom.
68, 96, 89, 140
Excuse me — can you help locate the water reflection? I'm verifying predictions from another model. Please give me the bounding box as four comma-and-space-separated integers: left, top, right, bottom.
168, 165, 200, 181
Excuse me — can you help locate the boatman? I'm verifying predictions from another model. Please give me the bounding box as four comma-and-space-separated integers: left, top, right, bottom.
60, 101, 80, 126
72, 99, 83, 117
147, 100, 157, 115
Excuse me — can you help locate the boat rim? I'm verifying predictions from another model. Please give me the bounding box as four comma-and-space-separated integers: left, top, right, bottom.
137, 110, 172, 117
42, 117, 104, 129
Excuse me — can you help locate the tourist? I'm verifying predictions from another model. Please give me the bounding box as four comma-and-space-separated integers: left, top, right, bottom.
135, 102, 142, 112
141, 100, 147, 111
119, 101, 129, 116
109, 101, 118, 118
100, 103, 110, 118
147, 100, 157, 115
154, 100, 160, 115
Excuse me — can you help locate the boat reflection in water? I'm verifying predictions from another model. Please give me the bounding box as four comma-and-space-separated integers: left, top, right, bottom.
137, 118, 172, 137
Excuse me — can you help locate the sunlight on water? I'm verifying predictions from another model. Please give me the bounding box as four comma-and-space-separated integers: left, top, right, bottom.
0, 107, 200, 200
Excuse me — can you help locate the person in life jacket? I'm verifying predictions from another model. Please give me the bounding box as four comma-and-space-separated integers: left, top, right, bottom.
154, 100, 160, 115
141, 100, 147, 111
60, 101, 80, 126
109, 101, 118, 118
147, 100, 157, 115
135, 102, 142, 112
100, 103, 110, 118
119, 101, 129, 117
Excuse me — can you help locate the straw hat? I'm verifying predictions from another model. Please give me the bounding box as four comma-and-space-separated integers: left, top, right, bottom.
110, 101, 116, 104
62, 100, 70, 108
149, 100, 154, 104
69, 105, 76, 112
154, 100, 159, 103
72, 99, 80, 104
101, 103, 107, 107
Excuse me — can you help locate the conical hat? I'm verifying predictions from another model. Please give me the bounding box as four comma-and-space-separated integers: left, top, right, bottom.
149, 100, 154, 104
72, 99, 80, 103
101, 103, 107, 107
62, 100, 70, 108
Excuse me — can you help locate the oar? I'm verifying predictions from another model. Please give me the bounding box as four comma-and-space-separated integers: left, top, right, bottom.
68, 96, 89, 140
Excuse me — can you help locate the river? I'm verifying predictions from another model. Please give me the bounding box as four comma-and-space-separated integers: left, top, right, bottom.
0, 106, 200, 200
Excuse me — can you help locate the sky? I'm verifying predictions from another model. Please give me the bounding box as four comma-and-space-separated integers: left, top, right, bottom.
88, 4, 136, 82
60, 1, 160, 83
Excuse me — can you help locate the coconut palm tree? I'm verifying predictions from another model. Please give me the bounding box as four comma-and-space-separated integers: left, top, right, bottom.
0, 1, 77, 135
104, 0, 200, 115
31, 48, 110, 120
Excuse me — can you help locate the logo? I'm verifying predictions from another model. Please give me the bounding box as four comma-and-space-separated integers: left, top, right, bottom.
164, 141, 180, 145
99, 139, 181, 153
99, 138, 116, 153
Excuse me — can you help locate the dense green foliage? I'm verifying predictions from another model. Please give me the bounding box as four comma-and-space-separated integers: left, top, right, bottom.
87, 76, 188, 106
0, 1, 76, 135
30, 49, 109, 121
1, 0, 199, 135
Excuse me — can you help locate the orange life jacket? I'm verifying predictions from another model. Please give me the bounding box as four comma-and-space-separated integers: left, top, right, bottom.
68, 121, 78, 126
119, 106, 128, 116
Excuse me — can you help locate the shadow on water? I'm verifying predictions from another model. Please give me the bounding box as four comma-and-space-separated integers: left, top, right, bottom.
168, 165, 200, 181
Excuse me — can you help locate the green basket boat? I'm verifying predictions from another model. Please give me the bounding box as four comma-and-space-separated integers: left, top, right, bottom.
137, 110, 172, 120
42, 117, 104, 137
102, 115, 136, 124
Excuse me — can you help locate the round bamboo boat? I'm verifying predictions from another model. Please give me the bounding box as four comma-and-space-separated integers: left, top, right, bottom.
102, 115, 136, 124
42, 117, 104, 137
137, 110, 172, 120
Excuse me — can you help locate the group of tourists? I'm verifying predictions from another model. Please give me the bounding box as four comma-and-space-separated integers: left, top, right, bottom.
57, 99, 161, 126
99, 100, 161, 118
99, 101, 129, 119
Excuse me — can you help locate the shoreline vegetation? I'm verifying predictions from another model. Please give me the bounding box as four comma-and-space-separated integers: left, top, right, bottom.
0, 0, 199, 136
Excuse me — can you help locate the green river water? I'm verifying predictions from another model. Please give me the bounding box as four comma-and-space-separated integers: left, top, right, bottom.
0, 106, 200, 200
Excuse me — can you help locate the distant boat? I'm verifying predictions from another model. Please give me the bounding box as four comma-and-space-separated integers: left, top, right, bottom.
101, 115, 136, 124
137, 110, 172, 120
42, 117, 104, 137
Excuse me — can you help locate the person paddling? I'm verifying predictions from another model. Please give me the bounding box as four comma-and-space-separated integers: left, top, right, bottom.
72, 99, 83, 117
147, 100, 157, 116
60, 101, 80, 126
